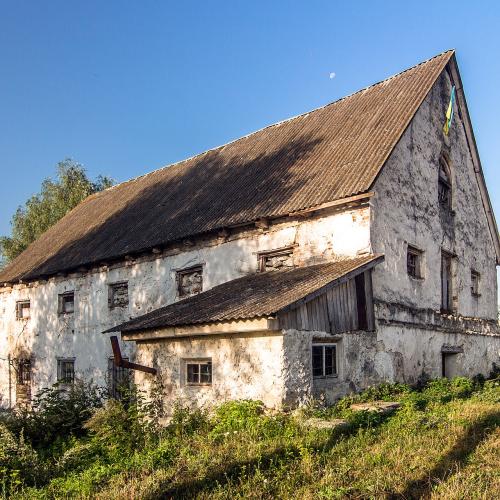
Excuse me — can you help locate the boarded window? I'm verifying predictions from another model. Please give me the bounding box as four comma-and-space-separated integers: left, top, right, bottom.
58, 292, 75, 314
16, 300, 30, 320
108, 357, 130, 400
108, 282, 129, 309
407, 246, 423, 279
471, 269, 480, 296
177, 266, 203, 297
57, 359, 75, 384
438, 157, 452, 209
258, 247, 294, 272
186, 360, 212, 385
441, 251, 453, 312
312, 343, 337, 378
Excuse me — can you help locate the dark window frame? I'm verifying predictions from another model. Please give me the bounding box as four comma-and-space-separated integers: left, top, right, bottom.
57, 358, 75, 384
312, 343, 338, 378
58, 291, 75, 315
407, 245, 423, 279
438, 156, 452, 210
185, 359, 212, 386
176, 265, 203, 298
107, 357, 130, 399
471, 269, 481, 297
16, 300, 31, 320
16, 359, 31, 385
108, 281, 129, 309
441, 250, 454, 313
257, 246, 295, 272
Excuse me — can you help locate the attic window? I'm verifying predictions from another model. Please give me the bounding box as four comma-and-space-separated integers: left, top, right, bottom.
438, 156, 452, 209
407, 246, 423, 279
471, 269, 480, 297
108, 282, 129, 309
16, 301, 31, 320
58, 292, 75, 314
177, 266, 203, 297
258, 247, 294, 272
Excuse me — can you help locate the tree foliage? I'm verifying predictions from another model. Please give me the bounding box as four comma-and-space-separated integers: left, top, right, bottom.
0, 159, 113, 263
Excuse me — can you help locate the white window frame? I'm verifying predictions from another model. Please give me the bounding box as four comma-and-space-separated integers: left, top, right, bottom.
312, 343, 338, 378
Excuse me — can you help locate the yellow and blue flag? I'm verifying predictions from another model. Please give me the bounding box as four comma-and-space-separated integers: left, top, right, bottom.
443, 86, 456, 136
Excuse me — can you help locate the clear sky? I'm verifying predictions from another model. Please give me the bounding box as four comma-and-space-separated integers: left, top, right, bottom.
1, 0, 499, 246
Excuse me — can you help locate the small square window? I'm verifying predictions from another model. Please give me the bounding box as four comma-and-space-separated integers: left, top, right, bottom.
177, 266, 203, 297
58, 292, 75, 314
471, 270, 480, 296
258, 247, 294, 272
108, 282, 129, 309
186, 359, 212, 385
16, 300, 30, 320
312, 343, 337, 378
407, 246, 423, 279
57, 359, 75, 384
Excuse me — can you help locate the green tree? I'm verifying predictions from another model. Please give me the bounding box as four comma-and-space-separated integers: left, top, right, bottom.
0, 159, 113, 263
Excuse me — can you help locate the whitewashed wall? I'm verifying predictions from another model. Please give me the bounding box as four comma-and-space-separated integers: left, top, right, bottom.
371, 70, 498, 319
0, 206, 371, 407
135, 332, 284, 413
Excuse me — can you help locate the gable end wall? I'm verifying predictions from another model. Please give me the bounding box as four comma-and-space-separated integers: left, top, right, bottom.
371, 68, 498, 320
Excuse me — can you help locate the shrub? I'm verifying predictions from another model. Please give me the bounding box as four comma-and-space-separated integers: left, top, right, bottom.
0, 424, 44, 495
9, 380, 105, 451
422, 377, 475, 403
84, 399, 147, 456
210, 400, 288, 440
169, 403, 210, 438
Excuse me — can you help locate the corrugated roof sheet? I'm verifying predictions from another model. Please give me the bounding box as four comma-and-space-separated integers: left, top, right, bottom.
0, 51, 453, 283
106, 255, 383, 333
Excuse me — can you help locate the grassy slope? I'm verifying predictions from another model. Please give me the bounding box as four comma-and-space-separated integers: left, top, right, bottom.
18, 385, 500, 500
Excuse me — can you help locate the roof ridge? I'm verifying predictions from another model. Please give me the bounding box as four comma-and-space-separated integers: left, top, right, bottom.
100, 49, 455, 195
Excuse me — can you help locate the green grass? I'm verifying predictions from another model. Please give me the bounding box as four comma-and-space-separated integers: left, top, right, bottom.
8, 379, 500, 499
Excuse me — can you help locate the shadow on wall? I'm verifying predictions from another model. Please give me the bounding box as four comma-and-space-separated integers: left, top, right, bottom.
24, 133, 325, 280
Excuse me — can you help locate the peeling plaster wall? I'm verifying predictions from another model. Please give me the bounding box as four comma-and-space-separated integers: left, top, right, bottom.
376, 325, 500, 383
0, 206, 370, 407
371, 70, 498, 319
281, 329, 388, 406
134, 332, 284, 412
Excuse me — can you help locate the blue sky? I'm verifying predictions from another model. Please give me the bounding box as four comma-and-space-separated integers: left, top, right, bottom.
1, 0, 499, 243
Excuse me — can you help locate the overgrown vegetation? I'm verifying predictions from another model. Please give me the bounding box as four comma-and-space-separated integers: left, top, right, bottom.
0, 376, 498, 499
0, 159, 113, 263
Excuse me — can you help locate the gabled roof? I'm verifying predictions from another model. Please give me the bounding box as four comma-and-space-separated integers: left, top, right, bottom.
0, 51, 454, 283
105, 254, 383, 333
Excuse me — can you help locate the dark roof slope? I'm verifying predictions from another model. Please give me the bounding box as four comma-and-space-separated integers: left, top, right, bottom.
106, 255, 383, 333
0, 51, 453, 283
